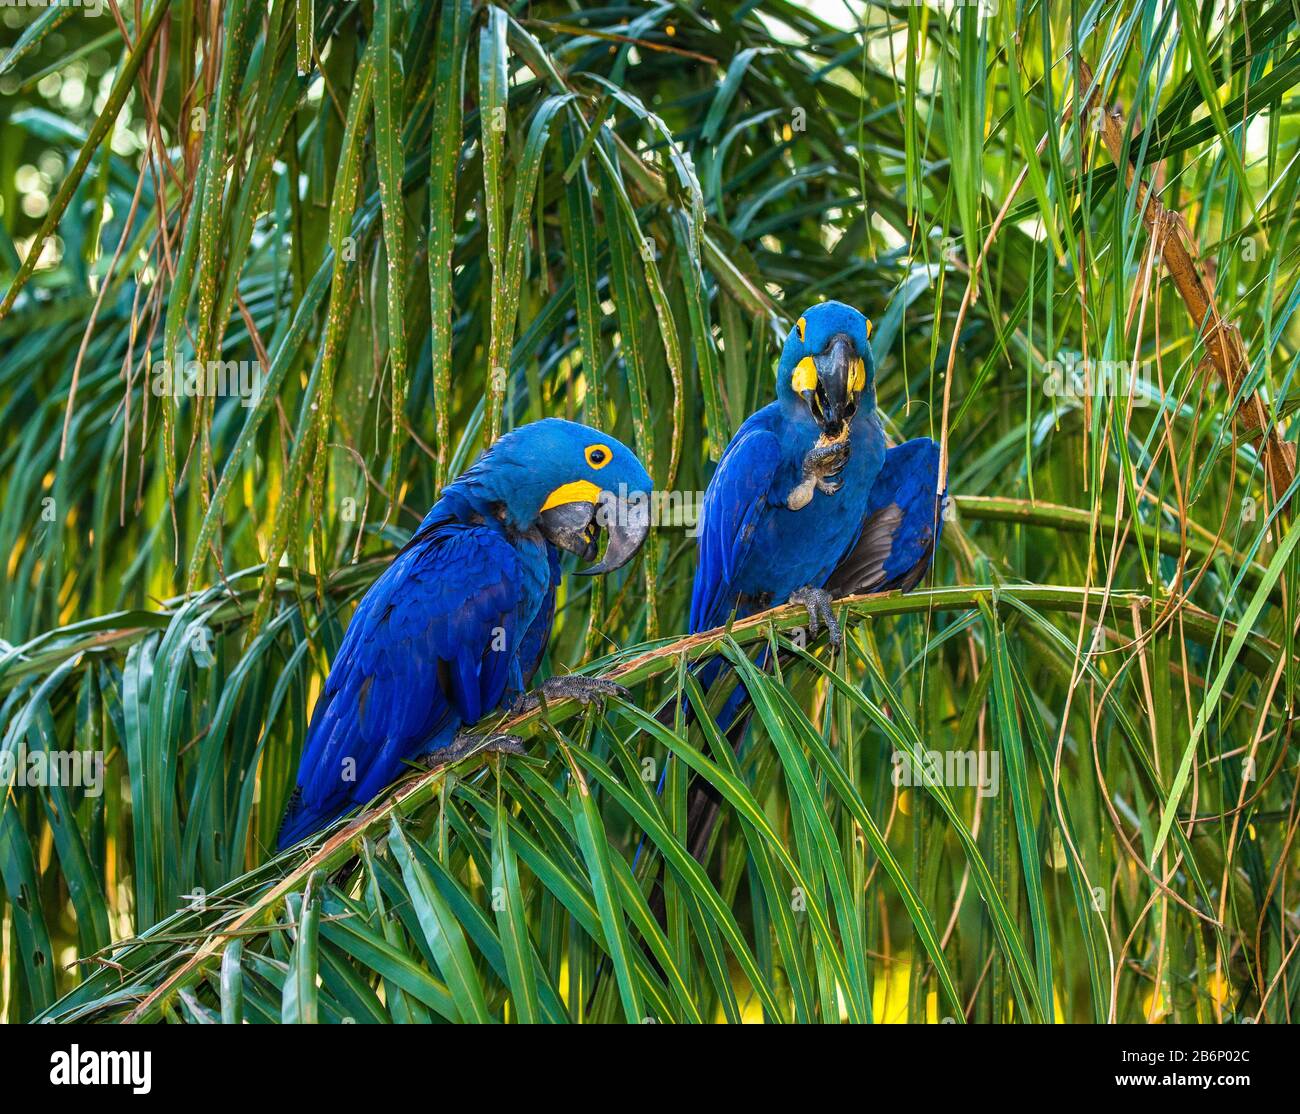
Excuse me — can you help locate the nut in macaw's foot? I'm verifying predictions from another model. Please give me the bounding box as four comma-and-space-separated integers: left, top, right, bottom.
514, 675, 630, 714
789, 585, 842, 651
418, 730, 527, 769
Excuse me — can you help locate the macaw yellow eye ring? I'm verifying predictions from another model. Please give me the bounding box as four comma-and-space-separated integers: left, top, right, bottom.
585, 443, 612, 469
795, 316, 806, 342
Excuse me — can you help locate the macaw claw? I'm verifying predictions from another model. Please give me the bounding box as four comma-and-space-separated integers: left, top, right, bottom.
419, 731, 527, 769
807, 439, 849, 479
513, 675, 630, 714
788, 440, 850, 508
789, 585, 843, 651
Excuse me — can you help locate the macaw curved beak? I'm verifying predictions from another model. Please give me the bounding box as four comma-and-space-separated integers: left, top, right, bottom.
800, 332, 864, 441
538, 487, 650, 575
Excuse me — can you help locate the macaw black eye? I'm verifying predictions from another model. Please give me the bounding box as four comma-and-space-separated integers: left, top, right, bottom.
585, 444, 611, 469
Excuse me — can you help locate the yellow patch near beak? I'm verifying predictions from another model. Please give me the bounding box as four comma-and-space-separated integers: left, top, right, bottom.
540, 480, 601, 511
849, 357, 866, 392
792, 356, 817, 393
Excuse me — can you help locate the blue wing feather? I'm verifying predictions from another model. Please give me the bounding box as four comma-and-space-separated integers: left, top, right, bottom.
689, 427, 783, 633
277, 522, 537, 848
827, 437, 945, 596
517, 545, 562, 685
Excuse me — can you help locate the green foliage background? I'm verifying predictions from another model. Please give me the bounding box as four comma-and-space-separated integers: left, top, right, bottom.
0, 0, 1297, 1023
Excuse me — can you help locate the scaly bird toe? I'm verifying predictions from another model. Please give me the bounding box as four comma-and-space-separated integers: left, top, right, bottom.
513, 674, 629, 714
480, 733, 528, 757
541, 675, 630, 707
789, 585, 843, 652
418, 729, 527, 769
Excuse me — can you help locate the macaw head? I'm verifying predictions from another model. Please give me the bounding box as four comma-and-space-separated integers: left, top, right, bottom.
454, 418, 653, 574
775, 300, 874, 440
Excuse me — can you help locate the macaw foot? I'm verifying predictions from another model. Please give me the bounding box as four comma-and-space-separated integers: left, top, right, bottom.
512, 675, 630, 714
418, 730, 527, 769
789, 585, 843, 651
787, 441, 850, 510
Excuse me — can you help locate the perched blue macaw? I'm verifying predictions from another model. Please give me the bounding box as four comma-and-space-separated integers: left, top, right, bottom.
682, 300, 945, 858
277, 419, 653, 849
692, 299, 944, 643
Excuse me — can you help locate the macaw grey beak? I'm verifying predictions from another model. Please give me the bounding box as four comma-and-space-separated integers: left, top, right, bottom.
538, 500, 602, 563
539, 488, 651, 574
802, 332, 863, 441
578, 488, 650, 575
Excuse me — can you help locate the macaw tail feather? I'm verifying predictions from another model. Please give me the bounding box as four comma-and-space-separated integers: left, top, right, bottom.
653, 648, 763, 747
677, 646, 771, 861
275, 786, 336, 851
640, 647, 768, 928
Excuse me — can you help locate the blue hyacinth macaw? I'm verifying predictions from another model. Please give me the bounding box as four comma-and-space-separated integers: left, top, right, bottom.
277, 419, 653, 849
682, 300, 946, 859
692, 299, 945, 644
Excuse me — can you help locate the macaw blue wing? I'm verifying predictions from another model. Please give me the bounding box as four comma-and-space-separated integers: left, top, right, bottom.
277, 523, 528, 848
689, 428, 783, 633
518, 544, 561, 686
827, 437, 945, 597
